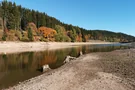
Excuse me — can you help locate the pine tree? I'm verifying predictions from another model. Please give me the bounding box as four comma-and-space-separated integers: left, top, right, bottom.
1, 0, 8, 32
40, 13, 46, 26
0, 3, 3, 30
31, 10, 37, 25
7, 2, 14, 29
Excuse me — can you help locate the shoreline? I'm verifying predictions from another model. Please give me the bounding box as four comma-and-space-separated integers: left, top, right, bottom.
5, 49, 135, 90
0, 41, 115, 54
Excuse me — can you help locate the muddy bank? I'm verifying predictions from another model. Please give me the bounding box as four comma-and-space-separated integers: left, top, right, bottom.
5, 49, 135, 90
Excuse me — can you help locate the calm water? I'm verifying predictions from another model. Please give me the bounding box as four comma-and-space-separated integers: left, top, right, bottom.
0, 43, 131, 89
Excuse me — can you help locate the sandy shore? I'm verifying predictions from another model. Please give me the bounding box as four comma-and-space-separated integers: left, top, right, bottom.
0, 41, 113, 54
5, 49, 135, 90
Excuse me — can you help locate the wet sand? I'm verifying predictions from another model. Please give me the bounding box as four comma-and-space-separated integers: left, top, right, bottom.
5, 49, 135, 90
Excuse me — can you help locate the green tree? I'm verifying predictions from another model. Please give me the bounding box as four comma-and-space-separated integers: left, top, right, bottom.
31, 10, 37, 26
1, 0, 8, 32
55, 25, 71, 42
81, 32, 86, 42
13, 3, 20, 30
28, 27, 33, 41
68, 27, 77, 42
2, 33, 7, 41
7, 2, 19, 30
0, 3, 3, 30
40, 13, 46, 26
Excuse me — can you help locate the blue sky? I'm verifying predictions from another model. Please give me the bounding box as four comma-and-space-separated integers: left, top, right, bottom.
5, 0, 135, 36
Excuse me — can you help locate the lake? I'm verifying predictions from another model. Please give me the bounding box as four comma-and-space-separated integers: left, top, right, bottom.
0, 43, 131, 89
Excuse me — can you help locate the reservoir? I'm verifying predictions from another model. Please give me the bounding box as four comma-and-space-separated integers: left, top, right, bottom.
0, 43, 131, 89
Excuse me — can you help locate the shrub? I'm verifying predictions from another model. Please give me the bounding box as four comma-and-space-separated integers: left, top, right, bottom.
39, 37, 45, 41
15, 30, 22, 40
64, 36, 71, 42
2, 33, 7, 41
21, 37, 29, 42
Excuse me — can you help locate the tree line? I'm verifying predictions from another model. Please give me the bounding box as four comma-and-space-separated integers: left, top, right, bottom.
0, 1, 135, 42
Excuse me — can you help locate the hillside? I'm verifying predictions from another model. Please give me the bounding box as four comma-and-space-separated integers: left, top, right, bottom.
0, 1, 135, 42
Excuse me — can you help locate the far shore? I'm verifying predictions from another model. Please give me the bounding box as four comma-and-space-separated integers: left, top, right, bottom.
0, 41, 116, 54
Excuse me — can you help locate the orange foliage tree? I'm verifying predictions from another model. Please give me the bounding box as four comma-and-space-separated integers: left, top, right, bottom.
76, 33, 82, 42
38, 26, 57, 41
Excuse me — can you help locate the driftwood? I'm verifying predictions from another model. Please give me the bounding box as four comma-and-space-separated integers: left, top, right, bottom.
63, 56, 76, 63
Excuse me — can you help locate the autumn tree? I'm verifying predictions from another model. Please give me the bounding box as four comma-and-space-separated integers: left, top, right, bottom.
75, 27, 82, 42
38, 26, 56, 41
76, 34, 82, 42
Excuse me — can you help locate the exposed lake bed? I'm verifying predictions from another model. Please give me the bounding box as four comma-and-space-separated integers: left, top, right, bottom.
0, 41, 113, 54
5, 48, 135, 90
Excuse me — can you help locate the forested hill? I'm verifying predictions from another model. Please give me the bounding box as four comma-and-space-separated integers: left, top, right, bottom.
0, 1, 135, 42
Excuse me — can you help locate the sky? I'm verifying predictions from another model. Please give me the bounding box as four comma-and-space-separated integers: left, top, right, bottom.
5, 0, 135, 36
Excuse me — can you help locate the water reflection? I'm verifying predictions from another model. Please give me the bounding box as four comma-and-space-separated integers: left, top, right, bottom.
0, 43, 130, 89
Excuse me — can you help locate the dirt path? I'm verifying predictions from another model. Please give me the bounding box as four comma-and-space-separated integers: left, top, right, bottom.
6, 49, 135, 90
